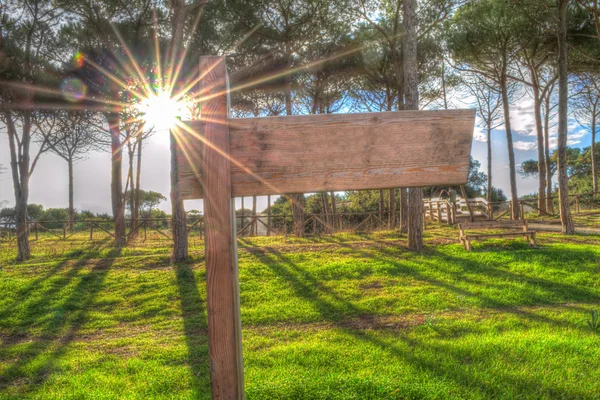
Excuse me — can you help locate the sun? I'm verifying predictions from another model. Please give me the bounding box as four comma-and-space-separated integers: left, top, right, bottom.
137, 91, 184, 132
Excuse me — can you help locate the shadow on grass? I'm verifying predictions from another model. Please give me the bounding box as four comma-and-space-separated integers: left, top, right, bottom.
0, 248, 120, 395
173, 261, 210, 396
250, 243, 597, 398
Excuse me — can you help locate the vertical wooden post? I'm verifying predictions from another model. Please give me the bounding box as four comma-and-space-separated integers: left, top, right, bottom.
389, 189, 396, 229
90, 223, 93, 240
576, 196, 580, 214
520, 201, 525, 219
34, 223, 38, 240
267, 195, 271, 236
460, 185, 475, 222
63, 222, 67, 240
200, 56, 244, 400
240, 197, 245, 236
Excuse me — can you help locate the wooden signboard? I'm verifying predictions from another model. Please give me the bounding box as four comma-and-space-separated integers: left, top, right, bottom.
178, 109, 475, 199
177, 56, 475, 399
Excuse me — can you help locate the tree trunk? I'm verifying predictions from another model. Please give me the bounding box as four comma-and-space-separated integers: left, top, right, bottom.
404, 0, 423, 250
127, 142, 135, 238
68, 157, 75, 232
291, 194, 305, 237
379, 189, 385, 222
168, 0, 190, 258
321, 192, 329, 228
284, 41, 304, 236
134, 133, 142, 228
461, 185, 475, 222
500, 74, 520, 220
487, 123, 493, 203
557, 0, 574, 234
6, 111, 31, 261
407, 189, 423, 250
592, 115, 597, 193
170, 130, 188, 260
532, 83, 547, 215
330, 191, 337, 231
252, 195, 257, 235
544, 95, 554, 213
106, 113, 126, 246
15, 195, 30, 261
389, 189, 396, 229
400, 188, 408, 233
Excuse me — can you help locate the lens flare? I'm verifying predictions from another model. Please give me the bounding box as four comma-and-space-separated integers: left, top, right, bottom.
137, 90, 184, 131
60, 78, 87, 102
73, 52, 84, 68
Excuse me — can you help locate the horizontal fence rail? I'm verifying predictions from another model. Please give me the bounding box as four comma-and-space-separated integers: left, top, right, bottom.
0, 211, 399, 244
2, 192, 599, 245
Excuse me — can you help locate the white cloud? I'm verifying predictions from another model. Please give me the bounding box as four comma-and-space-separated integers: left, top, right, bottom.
473, 123, 487, 142
510, 99, 537, 137
513, 141, 537, 151
567, 129, 587, 146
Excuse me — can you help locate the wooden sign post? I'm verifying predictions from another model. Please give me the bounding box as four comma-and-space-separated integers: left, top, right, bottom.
178, 56, 475, 399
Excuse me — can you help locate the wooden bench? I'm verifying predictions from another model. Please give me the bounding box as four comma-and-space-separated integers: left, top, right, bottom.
458, 219, 536, 251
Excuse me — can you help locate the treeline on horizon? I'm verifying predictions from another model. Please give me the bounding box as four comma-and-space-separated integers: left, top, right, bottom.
1, 0, 599, 260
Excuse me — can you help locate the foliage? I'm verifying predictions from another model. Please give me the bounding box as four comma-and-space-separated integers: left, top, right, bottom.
585, 309, 600, 333
124, 190, 167, 217
520, 147, 600, 194
0, 205, 112, 224
484, 186, 508, 203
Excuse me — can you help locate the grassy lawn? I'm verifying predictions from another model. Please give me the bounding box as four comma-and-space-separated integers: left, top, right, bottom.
1, 227, 600, 399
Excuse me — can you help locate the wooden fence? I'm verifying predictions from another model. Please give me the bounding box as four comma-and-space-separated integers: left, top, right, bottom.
0, 211, 398, 244
3, 192, 599, 244
423, 191, 600, 224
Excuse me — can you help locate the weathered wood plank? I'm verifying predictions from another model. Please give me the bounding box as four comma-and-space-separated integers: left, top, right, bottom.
460, 220, 526, 229
199, 56, 244, 400
177, 109, 475, 199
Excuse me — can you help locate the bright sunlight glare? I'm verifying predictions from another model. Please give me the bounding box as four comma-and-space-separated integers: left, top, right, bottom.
137, 91, 184, 132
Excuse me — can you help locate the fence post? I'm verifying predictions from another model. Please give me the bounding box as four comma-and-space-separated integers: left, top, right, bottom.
63, 222, 67, 240
240, 197, 245, 236
35, 223, 38, 240
576, 196, 580, 214
90, 223, 94, 240
520, 201, 525, 219
267, 195, 271, 236
436, 201, 441, 222
144, 220, 147, 241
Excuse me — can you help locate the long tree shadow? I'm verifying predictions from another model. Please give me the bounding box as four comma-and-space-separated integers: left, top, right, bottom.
173, 261, 211, 396
250, 245, 594, 398
0, 249, 119, 395
326, 236, 600, 311
0, 239, 112, 312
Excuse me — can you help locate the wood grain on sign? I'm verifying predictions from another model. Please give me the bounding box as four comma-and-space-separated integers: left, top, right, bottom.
177, 109, 475, 199
198, 56, 244, 400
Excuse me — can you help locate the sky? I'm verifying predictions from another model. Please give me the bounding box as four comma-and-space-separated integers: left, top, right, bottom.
0, 95, 592, 216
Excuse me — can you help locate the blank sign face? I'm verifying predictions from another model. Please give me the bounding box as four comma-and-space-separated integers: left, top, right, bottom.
177, 109, 475, 199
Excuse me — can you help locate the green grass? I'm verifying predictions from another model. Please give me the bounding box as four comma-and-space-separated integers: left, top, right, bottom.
1, 228, 600, 399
